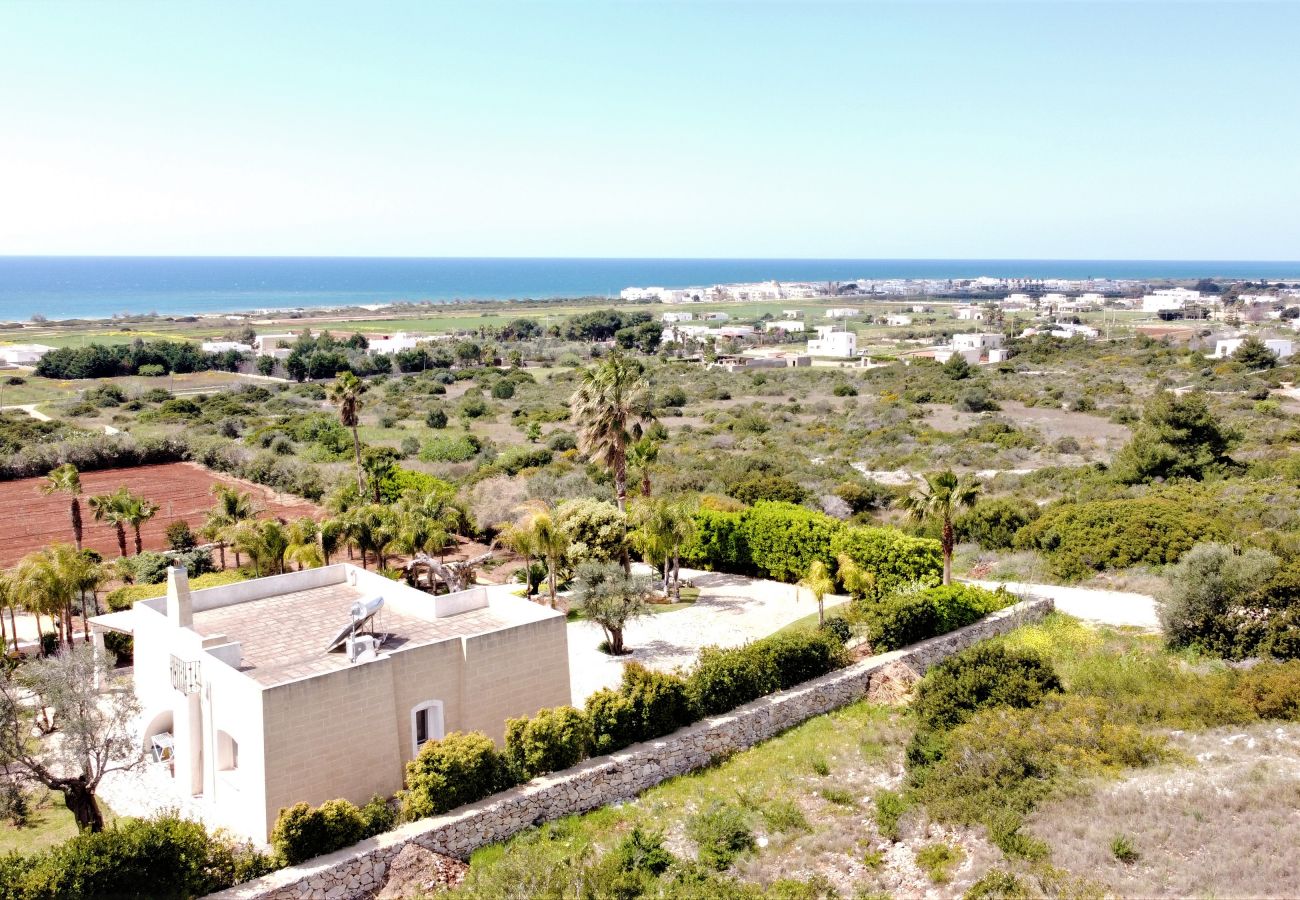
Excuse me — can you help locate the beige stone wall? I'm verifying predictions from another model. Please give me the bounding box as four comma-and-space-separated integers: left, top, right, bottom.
206, 598, 1051, 900
459, 617, 572, 744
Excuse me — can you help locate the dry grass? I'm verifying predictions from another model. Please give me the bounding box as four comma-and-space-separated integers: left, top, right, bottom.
1026, 723, 1300, 898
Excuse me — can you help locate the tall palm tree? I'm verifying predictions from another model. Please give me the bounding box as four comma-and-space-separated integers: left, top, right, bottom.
329, 371, 366, 493
632, 497, 698, 600
65, 550, 105, 642
319, 518, 345, 566
900, 469, 981, 585
119, 492, 160, 555
42, 464, 84, 550
569, 352, 657, 514
88, 489, 130, 559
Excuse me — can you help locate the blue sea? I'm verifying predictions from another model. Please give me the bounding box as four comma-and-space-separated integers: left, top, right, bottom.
1, 257, 1299, 321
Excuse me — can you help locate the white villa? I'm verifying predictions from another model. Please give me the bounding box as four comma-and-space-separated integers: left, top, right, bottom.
1142, 287, 1201, 313
807, 325, 857, 357
200, 341, 253, 354
824, 308, 862, 319
952, 332, 1003, 352
764, 320, 806, 333
91, 564, 570, 844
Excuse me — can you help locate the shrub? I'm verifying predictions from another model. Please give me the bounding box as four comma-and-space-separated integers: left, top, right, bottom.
164, 520, 197, 551
861, 584, 1012, 653
687, 802, 754, 870
1112, 390, 1239, 484
829, 526, 942, 598
915, 842, 962, 883
425, 408, 448, 429
682, 508, 748, 573
1110, 834, 1140, 864
1016, 498, 1226, 580
955, 387, 999, 412
585, 688, 639, 755
6, 813, 266, 900
911, 643, 1062, 737
556, 498, 628, 568
504, 706, 592, 780
619, 662, 694, 743
955, 498, 1040, 550
121, 549, 214, 585
687, 644, 778, 717
831, 383, 858, 397
750, 629, 847, 691
546, 431, 577, 452
589, 827, 676, 898
872, 788, 908, 841
490, 380, 516, 399
1159, 542, 1287, 658
271, 798, 367, 864
965, 870, 1032, 900
400, 731, 513, 819
419, 432, 480, 463
496, 445, 553, 476
730, 474, 806, 506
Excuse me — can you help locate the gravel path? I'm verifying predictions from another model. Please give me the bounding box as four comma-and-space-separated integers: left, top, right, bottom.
965, 578, 1160, 629
542, 568, 844, 705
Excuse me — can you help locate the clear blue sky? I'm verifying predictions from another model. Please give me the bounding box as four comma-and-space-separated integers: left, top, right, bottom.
1, 1, 1297, 259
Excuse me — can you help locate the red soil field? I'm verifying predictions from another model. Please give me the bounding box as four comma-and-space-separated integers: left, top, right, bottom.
0, 462, 322, 568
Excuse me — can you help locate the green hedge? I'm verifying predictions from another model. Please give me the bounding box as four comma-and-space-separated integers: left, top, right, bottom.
686, 629, 848, 717
859, 585, 1013, 652
107, 570, 249, 612
683, 502, 941, 590
829, 526, 942, 598
1016, 498, 1227, 580
586, 663, 695, 755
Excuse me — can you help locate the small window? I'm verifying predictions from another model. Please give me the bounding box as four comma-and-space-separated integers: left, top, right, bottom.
217, 730, 238, 771
410, 700, 444, 756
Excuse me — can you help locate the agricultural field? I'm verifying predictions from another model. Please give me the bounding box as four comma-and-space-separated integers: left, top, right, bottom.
0, 462, 319, 567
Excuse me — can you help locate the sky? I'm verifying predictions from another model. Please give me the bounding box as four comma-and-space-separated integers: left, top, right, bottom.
1, 1, 1298, 260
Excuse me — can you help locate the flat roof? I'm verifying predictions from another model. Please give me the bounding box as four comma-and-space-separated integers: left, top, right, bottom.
190, 582, 514, 687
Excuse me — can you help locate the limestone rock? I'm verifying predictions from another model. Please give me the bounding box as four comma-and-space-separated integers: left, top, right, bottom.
375, 844, 468, 899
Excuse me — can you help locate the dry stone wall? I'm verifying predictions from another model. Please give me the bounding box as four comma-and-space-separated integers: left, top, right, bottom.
206, 597, 1052, 900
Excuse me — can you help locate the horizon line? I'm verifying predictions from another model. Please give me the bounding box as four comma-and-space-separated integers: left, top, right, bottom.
2, 254, 1300, 264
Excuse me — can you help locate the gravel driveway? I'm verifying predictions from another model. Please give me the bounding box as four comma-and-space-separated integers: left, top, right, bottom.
965, 579, 1160, 629
559, 568, 843, 705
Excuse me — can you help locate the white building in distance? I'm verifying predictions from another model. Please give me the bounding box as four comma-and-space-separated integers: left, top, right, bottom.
825, 307, 863, 319
1142, 287, 1200, 313
0, 343, 55, 365
953, 304, 986, 321
764, 320, 806, 333
807, 326, 857, 358
952, 333, 1004, 352
1212, 337, 1294, 360
661, 312, 694, 323
884, 315, 913, 327
200, 341, 253, 354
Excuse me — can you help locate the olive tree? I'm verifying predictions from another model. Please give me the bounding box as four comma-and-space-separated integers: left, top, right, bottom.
571, 560, 653, 655
0, 645, 143, 832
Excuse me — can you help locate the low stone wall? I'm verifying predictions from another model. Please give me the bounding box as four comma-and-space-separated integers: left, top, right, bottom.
206, 597, 1052, 900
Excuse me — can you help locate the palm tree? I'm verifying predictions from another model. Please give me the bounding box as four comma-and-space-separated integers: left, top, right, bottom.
626, 438, 659, 499
500, 520, 541, 597
0, 571, 16, 655
119, 492, 159, 555
16, 544, 81, 651
511, 502, 569, 608
285, 518, 323, 570
88, 489, 130, 559
798, 558, 836, 628
631, 497, 676, 595
65, 550, 105, 642
231, 520, 290, 576
569, 352, 657, 514
319, 518, 345, 566
329, 371, 366, 493
206, 486, 259, 569
900, 469, 981, 585
42, 464, 84, 550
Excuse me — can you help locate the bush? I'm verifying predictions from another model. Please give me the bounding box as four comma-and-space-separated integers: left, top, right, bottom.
955, 387, 999, 412
829, 526, 942, 598
496, 445, 552, 476
750, 630, 847, 691
271, 798, 367, 865
687, 803, 755, 870
556, 498, 628, 568
860, 584, 1012, 653
164, 520, 197, 551
504, 706, 592, 780
687, 644, 778, 717
121, 549, 213, 585
955, 498, 1040, 550
730, 474, 806, 506
490, 380, 516, 399
619, 662, 694, 744
682, 508, 748, 573
910, 643, 1063, 737
546, 431, 577, 452
400, 731, 513, 819
1159, 542, 1299, 659
425, 408, 448, 429
1016, 498, 1226, 580
4, 813, 268, 900
419, 432, 481, 463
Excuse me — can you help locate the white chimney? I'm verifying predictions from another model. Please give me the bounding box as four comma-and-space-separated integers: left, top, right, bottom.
166, 563, 193, 628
